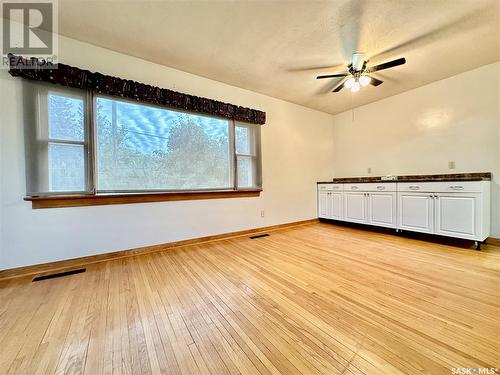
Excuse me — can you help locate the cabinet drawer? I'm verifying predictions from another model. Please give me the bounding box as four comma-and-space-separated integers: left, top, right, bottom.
398, 181, 487, 193
318, 184, 343, 191
344, 183, 396, 192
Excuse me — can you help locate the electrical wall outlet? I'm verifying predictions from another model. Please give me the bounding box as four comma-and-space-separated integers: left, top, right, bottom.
260, 210, 265, 218
367, 167, 372, 174
448, 161, 456, 169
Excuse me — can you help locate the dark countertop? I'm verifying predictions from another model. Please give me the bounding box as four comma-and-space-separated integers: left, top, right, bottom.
317, 172, 491, 184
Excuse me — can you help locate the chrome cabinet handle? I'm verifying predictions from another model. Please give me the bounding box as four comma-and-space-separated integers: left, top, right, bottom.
450, 185, 464, 190
376, 186, 386, 190
351, 186, 359, 190
409, 186, 420, 190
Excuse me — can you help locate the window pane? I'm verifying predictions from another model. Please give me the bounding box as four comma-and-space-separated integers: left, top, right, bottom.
95, 97, 231, 191
48, 93, 84, 141
237, 156, 254, 188
48, 143, 85, 192
236, 126, 250, 155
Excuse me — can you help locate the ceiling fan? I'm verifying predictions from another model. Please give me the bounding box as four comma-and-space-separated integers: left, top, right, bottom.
316, 52, 406, 93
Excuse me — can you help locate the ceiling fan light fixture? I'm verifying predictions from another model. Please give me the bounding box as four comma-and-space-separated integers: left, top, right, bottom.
359, 75, 371, 87
351, 81, 360, 92
344, 77, 356, 89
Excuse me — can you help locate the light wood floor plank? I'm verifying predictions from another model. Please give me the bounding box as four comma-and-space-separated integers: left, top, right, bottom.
1, 222, 499, 374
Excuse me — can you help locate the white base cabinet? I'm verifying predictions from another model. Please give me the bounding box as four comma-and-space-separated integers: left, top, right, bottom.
320, 183, 397, 229
398, 193, 434, 234
317, 185, 343, 221
368, 192, 397, 228
434, 193, 481, 240
318, 180, 490, 242
397, 182, 490, 241
343, 192, 367, 224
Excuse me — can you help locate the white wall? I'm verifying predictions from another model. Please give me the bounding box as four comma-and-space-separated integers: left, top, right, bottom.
332, 62, 500, 237
2, 37, 498, 270
0, 36, 336, 270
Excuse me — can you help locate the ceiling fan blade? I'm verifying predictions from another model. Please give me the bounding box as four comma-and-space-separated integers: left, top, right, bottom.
339, 0, 364, 60
316, 73, 348, 79
371, 6, 491, 61
332, 77, 348, 92
367, 57, 406, 73
287, 63, 346, 72
368, 75, 383, 86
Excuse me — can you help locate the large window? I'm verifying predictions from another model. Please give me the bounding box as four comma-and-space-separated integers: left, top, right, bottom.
24, 82, 262, 197
95, 97, 233, 191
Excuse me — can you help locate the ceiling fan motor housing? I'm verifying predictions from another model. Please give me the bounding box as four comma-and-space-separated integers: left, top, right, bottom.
352, 52, 365, 72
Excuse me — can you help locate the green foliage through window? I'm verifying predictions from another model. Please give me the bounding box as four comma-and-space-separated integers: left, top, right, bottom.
96, 97, 231, 191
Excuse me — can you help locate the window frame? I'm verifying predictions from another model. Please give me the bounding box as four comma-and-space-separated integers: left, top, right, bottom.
49, 87, 94, 195
24, 83, 262, 206
235, 122, 261, 189
93, 93, 238, 193
25, 83, 95, 196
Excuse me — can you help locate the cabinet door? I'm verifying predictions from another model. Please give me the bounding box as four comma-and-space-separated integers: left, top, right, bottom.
368, 192, 396, 228
318, 191, 330, 218
344, 192, 367, 223
330, 192, 343, 220
398, 193, 434, 234
434, 193, 480, 240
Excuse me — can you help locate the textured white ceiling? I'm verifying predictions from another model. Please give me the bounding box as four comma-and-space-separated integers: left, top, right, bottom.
58, 0, 500, 115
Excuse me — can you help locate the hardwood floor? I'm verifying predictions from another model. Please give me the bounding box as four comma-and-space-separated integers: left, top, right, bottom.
1, 222, 499, 374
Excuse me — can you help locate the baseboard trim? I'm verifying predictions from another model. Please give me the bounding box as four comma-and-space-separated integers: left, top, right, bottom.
486, 237, 500, 246
0, 218, 319, 281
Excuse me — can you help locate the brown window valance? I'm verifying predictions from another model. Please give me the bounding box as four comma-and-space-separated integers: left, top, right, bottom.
7, 54, 266, 125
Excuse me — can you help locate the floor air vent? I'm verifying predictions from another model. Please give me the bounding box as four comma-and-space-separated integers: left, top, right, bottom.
32, 268, 86, 282
249, 233, 270, 239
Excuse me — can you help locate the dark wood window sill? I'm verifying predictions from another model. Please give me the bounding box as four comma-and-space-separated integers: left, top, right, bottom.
24, 190, 262, 209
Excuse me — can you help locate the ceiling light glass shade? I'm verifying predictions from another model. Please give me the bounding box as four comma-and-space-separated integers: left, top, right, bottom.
351, 81, 360, 92
344, 77, 356, 89
359, 75, 371, 87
